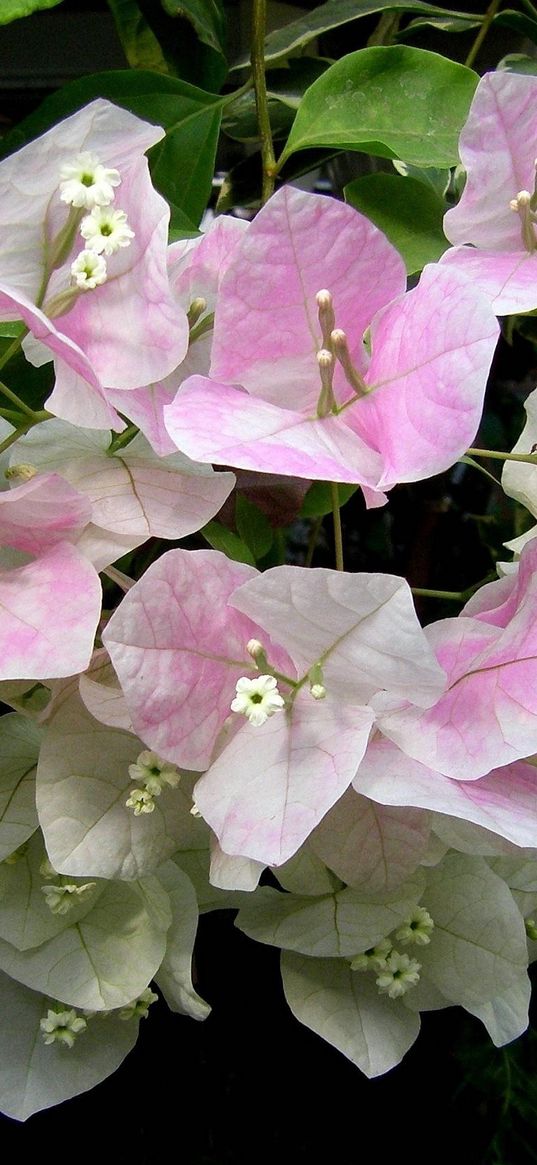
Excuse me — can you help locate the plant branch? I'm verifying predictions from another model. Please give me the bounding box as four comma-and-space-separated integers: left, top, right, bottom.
464, 0, 502, 69
330, 482, 344, 571
251, 0, 277, 204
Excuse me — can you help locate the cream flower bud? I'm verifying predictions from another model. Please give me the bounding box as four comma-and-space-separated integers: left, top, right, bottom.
125, 787, 155, 815
395, 906, 434, 947
118, 987, 159, 1021
5, 463, 37, 482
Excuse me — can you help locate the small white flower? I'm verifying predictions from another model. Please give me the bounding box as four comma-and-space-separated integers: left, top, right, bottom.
350, 938, 392, 972
230, 674, 285, 727
118, 987, 159, 1021
128, 750, 181, 797
395, 906, 434, 947
40, 1008, 87, 1048
70, 249, 107, 289
125, 787, 155, 816
59, 151, 121, 208
80, 206, 135, 255
42, 881, 96, 915
375, 951, 421, 999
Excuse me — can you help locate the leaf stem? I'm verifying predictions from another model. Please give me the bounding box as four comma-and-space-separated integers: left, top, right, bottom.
251, 0, 277, 204
0, 412, 50, 456
412, 573, 496, 602
466, 446, 537, 466
0, 378, 37, 418
0, 332, 25, 373
330, 482, 344, 571
464, 0, 502, 69
305, 515, 323, 568
108, 423, 140, 455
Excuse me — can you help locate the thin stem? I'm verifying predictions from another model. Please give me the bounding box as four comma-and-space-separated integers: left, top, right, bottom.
464, 0, 502, 69
330, 482, 344, 571
0, 414, 50, 456
0, 406, 25, 422
467, 446, 537, 466
251, 0, 277, 204
0, 378, 37, 418
108, 423, 140, 455
412, 573, 496, 602
0, 332, 25, 374
459, 454, 501, 486
305, 516, 323, 568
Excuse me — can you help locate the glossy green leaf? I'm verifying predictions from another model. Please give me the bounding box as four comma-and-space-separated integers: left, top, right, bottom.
300, 481, 358, 519
222, 59, 329, 143
345, 173, 448, 274
494, 9, 537, 45
280, 47, 478, 169
235, 495, 273, 561
230, 0, 481, 70
498, 54, 537, 76
161, 0, 226, 56
0, 70, 225, 228
201, 520, 255, 566
399, 15, 480, 35
0, 0, 64, 22
106, 0, 172, 73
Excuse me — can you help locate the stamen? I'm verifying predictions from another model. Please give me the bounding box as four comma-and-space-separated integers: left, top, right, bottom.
316, 348, 336, 417
331, 329, 369, 398
509, 190, 537, 253
316, 288, 336, 348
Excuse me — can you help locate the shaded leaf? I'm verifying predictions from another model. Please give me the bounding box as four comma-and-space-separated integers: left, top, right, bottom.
280, 46, 478, 169
161, 0, 227, 55
345, 172, 448, 273
230, 0, 480, 70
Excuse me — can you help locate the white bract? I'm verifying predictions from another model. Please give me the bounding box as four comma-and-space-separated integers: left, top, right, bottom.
230, 674, 285, 727
80, 206, 135, 255
59, 151, 121, 208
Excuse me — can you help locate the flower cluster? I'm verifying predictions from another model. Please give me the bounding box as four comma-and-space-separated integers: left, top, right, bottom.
1, 71, 537, 1125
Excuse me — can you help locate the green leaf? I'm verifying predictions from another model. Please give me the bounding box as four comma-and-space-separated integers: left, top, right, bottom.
222, 59, 329, 143
201, 520, 255, 566
345, 173, 448, 274
230, 0, 481, 70
300, 481, 358, 519
161, 0, 227, 56
0, 322, 25, 339
392, 158, 451, 198
399, 14, 480, 35
235, 495, 273, 561
280, 46, 478, 169
106, 0, 172, 73
497, 54, 537, 76
494, 9, 537, 45
0, 70, 225, 228
0, 0, 64, 22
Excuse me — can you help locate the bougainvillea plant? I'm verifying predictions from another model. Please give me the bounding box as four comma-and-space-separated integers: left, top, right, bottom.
2, 0, 537, 1127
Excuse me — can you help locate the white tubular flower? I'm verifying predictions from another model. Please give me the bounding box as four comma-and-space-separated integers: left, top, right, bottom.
128, 750, 181, 797
349, 938, 392, 972
42, 881, 96, 915
40, 1008, 87, 1048
70, 249, 107, 289
395, 906, 435, 947
125, 787, 155, 816
59, 151, 121, 208
80, 206, 135, 255
118, 987, 159, 1021
230, 674, 285, 727
375, 952, 421, 999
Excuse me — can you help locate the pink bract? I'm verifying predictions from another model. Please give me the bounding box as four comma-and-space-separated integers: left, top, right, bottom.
0, 99, 188, 427
379, 539, 537, 780
441, 72, 537, 315
164, 187, 498, 493
103, 551, 445, 865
